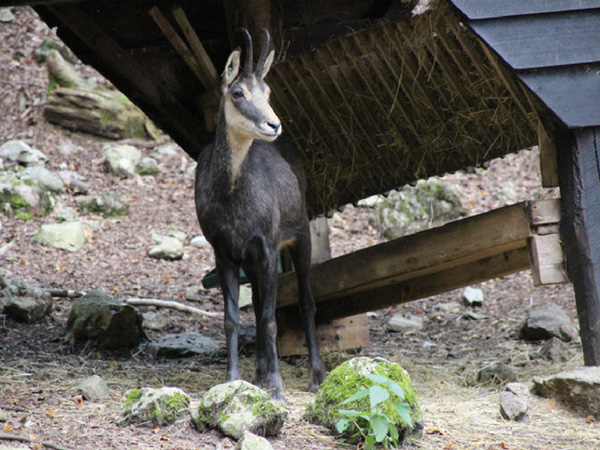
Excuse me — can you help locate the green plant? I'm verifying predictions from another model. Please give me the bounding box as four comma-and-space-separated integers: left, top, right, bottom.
336, 373, 413, 449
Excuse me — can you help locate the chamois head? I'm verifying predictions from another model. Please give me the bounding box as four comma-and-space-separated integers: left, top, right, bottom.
222, 28, 280, 142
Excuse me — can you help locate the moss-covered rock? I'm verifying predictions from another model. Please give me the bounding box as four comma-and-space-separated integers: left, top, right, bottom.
118, 387, 190, 426
305, 357, 422, 445
195, 380, 287, 440
77, 191, 129, 218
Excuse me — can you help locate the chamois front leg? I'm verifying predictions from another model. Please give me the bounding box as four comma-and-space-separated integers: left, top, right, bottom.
243, 237, 285, 401
290, 227, 325, 392
216, 256, 241, 382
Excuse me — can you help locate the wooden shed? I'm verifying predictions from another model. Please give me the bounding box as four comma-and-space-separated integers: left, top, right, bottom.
3, 0, 600, 363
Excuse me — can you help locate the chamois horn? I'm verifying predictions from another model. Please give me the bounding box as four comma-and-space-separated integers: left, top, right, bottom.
256, 29, 271, 78
240, 27, 253, 77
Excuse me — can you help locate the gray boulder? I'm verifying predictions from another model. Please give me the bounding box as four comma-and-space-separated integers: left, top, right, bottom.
77, 375, 110, 401
533, 367, 600, 418
34, 222, 86, 252
142, 310, 171, 331
0, 140, 47, 166
136, 157, 160, 176
386, 313, 424, 333
20, 166, 65, 193
371, 179, 466, 240
146, 332, 218, 358
77, 191, 129, 217
520, 303, 578, 342
538, 337, 571, 362
1, 279, 53, 323
148, 232, 184, 260
195, 380, 288, 439
65, 290, 146, 349
119, 387, 190, 426
477, 363, 517, 384
104, 144, 142, 178
237, 431, 273, 450
499, 382, 530, 422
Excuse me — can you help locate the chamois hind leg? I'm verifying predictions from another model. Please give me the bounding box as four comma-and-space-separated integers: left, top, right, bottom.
290, 226, 325, 393
243, 236, 285, 401
216, 256, 241, 382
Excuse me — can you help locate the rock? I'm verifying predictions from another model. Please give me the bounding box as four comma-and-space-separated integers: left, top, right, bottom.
104, 145, 142, 178
155, 143, 179, 157
142, 311, 171, 331
0, 7, 15, 23
65, 290, 146, 349
0, 408, 6, 422
499, 382, 530, 422
306, 357, 422, 445
462, 286, 484, 307
55, 204, 79, 222
538, 337, 571, 362
372, 179, 466, 240
0, 140, 47, 166
146, 332, 218, 358
386, 313, 424, 333
58, 170, 90, 193
520, 303, 578, 342
237, 431, 273, 450
119, 387, 190, 426
477, 363, 517, 384
34, 222, 86, 252
136, 157, 160, 176
77, 375, 110, 400
461, 311, 488, 321
20, 166, 65, 193
0, 279, 53, 323
190, 235, 210, 249
533, 367, 600, 418
148, 234, 184, 260
0, 173, 53, 218
77, 191, 129, 217
195, 380, 288, 439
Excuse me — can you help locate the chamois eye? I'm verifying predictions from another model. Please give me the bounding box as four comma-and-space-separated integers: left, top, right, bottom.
232, 90, 244, 99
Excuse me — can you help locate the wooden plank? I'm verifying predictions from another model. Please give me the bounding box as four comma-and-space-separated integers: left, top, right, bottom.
517, 63, 600, 129
557, 126, 600, 366
529, 234, 568, 286
528, 199, 561, 226
538, 121, 560, 187
277, 313, 370, 356
277, 202, 531, 309
450, 0, 600, 20
286, 247, 529, 323
469, 11, 600, 70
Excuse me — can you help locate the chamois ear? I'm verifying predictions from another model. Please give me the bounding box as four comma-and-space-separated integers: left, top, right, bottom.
259, 50, 275, 79
223, 49, 241, 90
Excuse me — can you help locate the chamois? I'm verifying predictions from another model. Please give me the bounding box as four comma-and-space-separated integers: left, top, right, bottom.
194, 28, 325, 401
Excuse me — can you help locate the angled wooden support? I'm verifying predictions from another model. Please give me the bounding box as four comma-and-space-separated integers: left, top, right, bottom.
557, 126, 600, 366
277, 199, 567, 324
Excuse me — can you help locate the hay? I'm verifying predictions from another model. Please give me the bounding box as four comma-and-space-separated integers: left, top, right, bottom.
270, 0, 540, 217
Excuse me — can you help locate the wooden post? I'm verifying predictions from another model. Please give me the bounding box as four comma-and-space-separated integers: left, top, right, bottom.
557, 126, 600, 366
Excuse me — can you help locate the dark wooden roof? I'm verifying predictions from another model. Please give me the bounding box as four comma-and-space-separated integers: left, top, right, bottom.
449, 0, 600, 128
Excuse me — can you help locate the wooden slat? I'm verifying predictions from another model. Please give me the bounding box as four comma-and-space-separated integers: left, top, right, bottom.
529, 234, 568, 286
518, 63, 600, 129
278, 202, 531, 309
281, 247, 529, 323
538, 121, 560, 188
469, 10, 600, 70
450, 0, 600, 20
528, 199, 561, 226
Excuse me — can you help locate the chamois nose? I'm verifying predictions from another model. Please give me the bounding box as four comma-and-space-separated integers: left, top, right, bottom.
267, 121, 281, 134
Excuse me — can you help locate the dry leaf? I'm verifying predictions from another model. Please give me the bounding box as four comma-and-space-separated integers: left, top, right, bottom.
586, 415, 596, 424
3, 423, 13, 432
425, 428, 444, 435
45, 410, 56, 418
32, 444, 43, 450
29, 433, 40, 441
501, 443, 516, 450
152, 425, 160, 433
159, 434, 170, 441
74, 395, 84, 404
443, 443, 454, 450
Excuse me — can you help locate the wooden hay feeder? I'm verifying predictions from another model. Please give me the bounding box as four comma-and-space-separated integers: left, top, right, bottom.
6, 0, 600, 362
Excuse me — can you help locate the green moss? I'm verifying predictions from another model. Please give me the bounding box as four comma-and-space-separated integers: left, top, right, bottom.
306, 357, 421, 438
9, 194, 28, 211
123, 389, 142, 409
167, 391, 191, 412
16, 212, 32, 221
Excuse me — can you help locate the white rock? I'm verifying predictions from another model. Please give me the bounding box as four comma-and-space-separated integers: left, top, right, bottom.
34, 222, 86, 252
190, 235, 210, 248
238, 431, 273, 450
386, 313, 424, 332
462, 286, 484, 306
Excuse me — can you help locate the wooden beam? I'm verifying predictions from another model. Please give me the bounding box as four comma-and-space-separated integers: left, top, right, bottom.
538, 121, 560, 187
278, 202, 532, 309
557, 126, 600, 366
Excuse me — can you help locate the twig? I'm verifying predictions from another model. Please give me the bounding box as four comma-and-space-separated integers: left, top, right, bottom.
0, 434, 70, 450
125, 298, 221, 318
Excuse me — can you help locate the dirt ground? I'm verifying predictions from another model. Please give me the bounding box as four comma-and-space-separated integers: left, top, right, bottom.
1, 7, 599, 450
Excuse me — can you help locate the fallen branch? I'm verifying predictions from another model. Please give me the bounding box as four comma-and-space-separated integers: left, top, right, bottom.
125, 298, 221, 318
45, 288, 86, 298
0, 434, 70, 450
